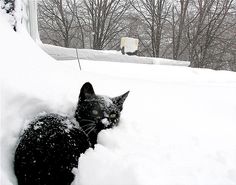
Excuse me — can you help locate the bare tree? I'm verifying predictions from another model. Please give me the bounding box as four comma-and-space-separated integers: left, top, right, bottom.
83, 0, 130, 50
38, 0, 85, 48
131, 0, 171, 57
130, 0, 235, 70
170, 0, 189, 60
186, 0, 234, 68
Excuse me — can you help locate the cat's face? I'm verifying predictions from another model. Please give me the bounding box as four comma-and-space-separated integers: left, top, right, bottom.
75, 82, 129, 145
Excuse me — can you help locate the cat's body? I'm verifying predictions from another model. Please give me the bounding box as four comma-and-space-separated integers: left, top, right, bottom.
14, 114, 90, 185
14, 82, 129, 185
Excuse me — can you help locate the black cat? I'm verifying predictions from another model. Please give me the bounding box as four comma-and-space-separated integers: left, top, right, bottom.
14, 82, 129, 185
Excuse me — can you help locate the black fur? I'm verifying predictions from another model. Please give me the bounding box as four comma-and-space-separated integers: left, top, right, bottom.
14, 82, 129, 185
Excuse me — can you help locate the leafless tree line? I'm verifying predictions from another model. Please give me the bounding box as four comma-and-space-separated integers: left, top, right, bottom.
38, 0, 236, 71
38, 0, 129, 49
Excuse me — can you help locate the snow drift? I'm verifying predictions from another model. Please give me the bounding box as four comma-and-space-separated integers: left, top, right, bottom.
1, 13, 236, 185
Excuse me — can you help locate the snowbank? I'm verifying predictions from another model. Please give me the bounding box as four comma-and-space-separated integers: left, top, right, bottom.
1, 12, 236, 185
0, 14, 81, 185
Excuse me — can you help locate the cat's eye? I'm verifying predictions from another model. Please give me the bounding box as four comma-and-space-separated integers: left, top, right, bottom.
110, 113, 116, 119
92, 110, 99, 115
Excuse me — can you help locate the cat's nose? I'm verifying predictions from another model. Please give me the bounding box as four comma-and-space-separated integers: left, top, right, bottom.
101, 118, 110, 127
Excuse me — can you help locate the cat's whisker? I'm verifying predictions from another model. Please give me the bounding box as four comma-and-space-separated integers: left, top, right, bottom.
81, 123, 96, 129
83, 125, 96, 133
80, 121, 96, 125
87, 127, 96, 135
81, 121, 95, 125
86, 128, 96, 134
83, 126, 93, 132
80, 118, 96, 123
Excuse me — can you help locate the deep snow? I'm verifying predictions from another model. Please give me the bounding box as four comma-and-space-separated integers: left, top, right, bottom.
1, 13, 236, 185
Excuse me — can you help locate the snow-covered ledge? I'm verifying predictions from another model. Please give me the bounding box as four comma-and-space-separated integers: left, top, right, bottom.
40, 44, 190, 66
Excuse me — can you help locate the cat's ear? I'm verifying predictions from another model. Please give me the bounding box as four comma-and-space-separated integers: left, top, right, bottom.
79, 82, 95, 101
112, 91, 129, 111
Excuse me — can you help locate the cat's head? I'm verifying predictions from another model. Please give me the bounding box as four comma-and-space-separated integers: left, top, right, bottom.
75, 82, 129, 145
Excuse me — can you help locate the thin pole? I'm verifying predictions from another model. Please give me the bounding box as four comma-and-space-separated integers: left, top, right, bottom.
76, 48, 82, 71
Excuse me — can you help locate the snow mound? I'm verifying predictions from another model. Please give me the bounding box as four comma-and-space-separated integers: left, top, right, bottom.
1, 12, 236, 185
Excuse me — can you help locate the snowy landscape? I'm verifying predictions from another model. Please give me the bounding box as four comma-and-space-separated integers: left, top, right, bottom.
1, 8, 236, 185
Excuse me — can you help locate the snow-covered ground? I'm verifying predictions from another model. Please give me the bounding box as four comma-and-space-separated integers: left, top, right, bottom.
1, 13, 236, 185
